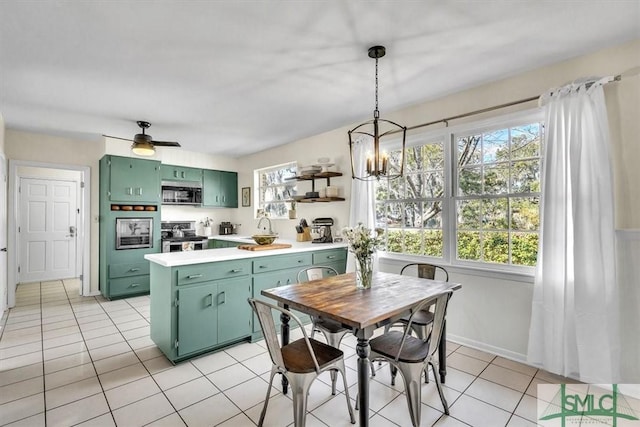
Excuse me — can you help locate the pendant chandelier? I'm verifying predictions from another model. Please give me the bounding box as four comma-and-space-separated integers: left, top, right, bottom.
348, 45, 406, 181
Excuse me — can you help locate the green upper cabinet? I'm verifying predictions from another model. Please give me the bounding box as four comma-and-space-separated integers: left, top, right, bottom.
161, 165, 202, 182
202, 169, 238, 208
105, 155, 161, 203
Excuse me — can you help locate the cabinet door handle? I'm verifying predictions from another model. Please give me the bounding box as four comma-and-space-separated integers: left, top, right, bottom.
297, 259, 303, 263
187, 274, 203, 279
181, 171, 185, 179
174, 170, 179, 178
130, 283, 140, 288
286, 279, 291, 284
276, 280, 281, 285
205, 294, 213, 306
219, 291, 226, 305
126, 187, 133, 196
128, 268, 140, 272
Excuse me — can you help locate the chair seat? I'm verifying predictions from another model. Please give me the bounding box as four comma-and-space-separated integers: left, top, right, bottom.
315, 317, 350, 333
398, 308, 434, 326
370, 331, 430, 363
282, 338, 344, 373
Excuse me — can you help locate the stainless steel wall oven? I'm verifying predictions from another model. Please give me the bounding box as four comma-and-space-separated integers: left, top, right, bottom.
115, 217, 154, 250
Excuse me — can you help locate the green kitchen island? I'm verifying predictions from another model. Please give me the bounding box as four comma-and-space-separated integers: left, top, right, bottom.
145, 239, 347, 363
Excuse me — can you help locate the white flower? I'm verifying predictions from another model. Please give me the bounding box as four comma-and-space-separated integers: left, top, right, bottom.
341, 223, 384, 260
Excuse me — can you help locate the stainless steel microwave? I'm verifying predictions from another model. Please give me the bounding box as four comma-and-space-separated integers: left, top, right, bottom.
161, 180, 202, 205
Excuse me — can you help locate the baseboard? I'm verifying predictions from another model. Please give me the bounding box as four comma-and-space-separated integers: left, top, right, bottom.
84, 291, 102, 297
447, 333, 529, 364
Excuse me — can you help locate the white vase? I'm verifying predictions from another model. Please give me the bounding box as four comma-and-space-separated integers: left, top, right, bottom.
204, 226, 212, 236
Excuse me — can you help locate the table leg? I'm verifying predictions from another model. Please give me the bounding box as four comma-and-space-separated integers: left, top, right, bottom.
356, 336, 370, 427
438, 320, 447, 383
280, 305, 290, 395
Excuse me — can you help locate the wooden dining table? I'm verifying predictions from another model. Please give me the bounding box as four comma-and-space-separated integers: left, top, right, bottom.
261, 271, 462, 427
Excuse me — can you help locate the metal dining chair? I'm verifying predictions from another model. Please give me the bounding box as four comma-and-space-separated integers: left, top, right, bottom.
248, 298, 355, 427
369, 290, 453, 427
382, 263, 449, 384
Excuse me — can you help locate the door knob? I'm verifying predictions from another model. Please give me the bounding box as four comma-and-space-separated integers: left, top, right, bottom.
0, 248, 7, 252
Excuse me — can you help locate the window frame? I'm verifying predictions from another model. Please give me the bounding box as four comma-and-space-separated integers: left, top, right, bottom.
376, 108, 544, 276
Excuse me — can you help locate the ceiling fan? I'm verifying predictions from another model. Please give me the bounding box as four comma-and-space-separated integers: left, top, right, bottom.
106, 121, 181, 156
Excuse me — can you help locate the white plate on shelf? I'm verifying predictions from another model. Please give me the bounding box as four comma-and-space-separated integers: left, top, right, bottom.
299, 166, 322, 175
312, 163, 334, 172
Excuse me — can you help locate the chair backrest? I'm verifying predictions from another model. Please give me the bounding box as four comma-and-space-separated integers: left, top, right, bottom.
297, 266, 339, 283
248, 298, 321, 373
400, 263, 449, 282
394, 290, 453, 362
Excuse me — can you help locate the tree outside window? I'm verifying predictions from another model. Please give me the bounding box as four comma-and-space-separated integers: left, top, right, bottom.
256, 162, 297, 218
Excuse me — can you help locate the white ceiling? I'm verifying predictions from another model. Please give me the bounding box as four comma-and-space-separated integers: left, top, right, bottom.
1, 1, 638, 157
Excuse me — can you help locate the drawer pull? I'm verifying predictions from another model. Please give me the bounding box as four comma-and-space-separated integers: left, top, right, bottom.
327, 255, 336, 259
130, 283, 140, 288
259, 265, 267, 269
187, 274, 203, 279
230, 268, 243, 273
128, 268, 140, 272
297, 259, 303, 263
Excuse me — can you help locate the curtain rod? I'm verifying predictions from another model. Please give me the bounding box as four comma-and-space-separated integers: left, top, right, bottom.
392, 73, 623, 135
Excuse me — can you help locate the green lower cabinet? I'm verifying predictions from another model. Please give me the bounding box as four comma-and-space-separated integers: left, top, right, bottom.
218, 279, 252, 342
209, 239, 242, 249
177, 283, 219, 356
149, 248, 347, 362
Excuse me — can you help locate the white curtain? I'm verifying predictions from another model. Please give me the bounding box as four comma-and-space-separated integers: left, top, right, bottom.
527, 77, 620, 383
346, 137, 375, 272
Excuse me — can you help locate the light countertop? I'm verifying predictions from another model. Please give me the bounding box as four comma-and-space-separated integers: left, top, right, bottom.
145, 239, 347, 267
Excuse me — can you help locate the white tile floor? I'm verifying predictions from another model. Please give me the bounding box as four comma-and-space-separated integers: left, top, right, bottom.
0, 279, 574, 427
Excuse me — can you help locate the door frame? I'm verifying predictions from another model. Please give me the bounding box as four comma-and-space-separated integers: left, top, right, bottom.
7, 160, 91, 307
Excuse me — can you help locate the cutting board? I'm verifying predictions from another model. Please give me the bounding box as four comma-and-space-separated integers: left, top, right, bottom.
237, 243, 293, 251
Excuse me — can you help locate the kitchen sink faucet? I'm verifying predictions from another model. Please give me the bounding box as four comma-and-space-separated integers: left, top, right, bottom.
257, 216, 273, 234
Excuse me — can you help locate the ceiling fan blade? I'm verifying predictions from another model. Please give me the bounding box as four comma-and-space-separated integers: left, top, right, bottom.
102, 134, 132, 142
152, 140, 181, 147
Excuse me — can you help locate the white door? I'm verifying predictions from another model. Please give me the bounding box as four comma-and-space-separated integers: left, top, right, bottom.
19, 178, 78, 283
0, 155, 7, 312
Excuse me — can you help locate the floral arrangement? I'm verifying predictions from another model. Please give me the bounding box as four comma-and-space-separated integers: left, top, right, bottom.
200, 217, 211, 227
342, 223, 384, 288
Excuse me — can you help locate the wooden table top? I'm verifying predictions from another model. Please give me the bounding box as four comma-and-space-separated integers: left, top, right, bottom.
262, 271, 462, 331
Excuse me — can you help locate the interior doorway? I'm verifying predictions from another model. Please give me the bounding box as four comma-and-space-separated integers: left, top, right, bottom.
0, 154, 7, 314
7, 160, 91, 307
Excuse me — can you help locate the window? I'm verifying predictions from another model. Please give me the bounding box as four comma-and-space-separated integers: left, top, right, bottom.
255, 162, 297, 218
375, 112, 543, 271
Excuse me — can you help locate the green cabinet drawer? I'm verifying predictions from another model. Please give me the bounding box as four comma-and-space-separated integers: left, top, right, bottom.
312, 249, 347, 265
109, 275, 150, 297
177, 260, 251, 285
252, 253, 312, 274
109, 262, 150, 278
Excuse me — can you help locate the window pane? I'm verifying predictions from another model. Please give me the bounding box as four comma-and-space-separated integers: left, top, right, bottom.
482, 198, 508, 230
405, 147, 423, 173
457, 199, 481, 229
422, 202, 442, 229
423, 171, 444, 197
483, 164, 509, 194
482, 231, 509, 264
458, 135, 481, 165
423, 230, 443, 257
387, 228, 403, 253
511, 197, 540, 230
256, 162, 297, 219
511, 232, 539, 266
387, 175, 404, 199
404, 202, 422, 227
458, 166, 482, 195
511, 124, 541, 159
511, 160, 540, 193
423, 142, 444, 170
483, 129, 509, 163
404, 230, 422, 255
458, 231, 480, 260
375, 202, 387, 229
404, 174, 422, 199
386, 202, 403, 227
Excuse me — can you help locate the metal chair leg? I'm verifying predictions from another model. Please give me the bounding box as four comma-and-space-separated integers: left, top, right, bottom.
336, 360, 356, 424
430, 361, 449, 414
395, 362, 426, 427
258, 367, 278, 426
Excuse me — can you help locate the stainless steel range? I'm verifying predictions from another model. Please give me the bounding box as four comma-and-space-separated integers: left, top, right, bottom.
161, 221, 208, 252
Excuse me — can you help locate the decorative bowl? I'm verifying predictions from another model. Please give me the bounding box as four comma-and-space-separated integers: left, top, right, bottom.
252, 234, 277, 245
